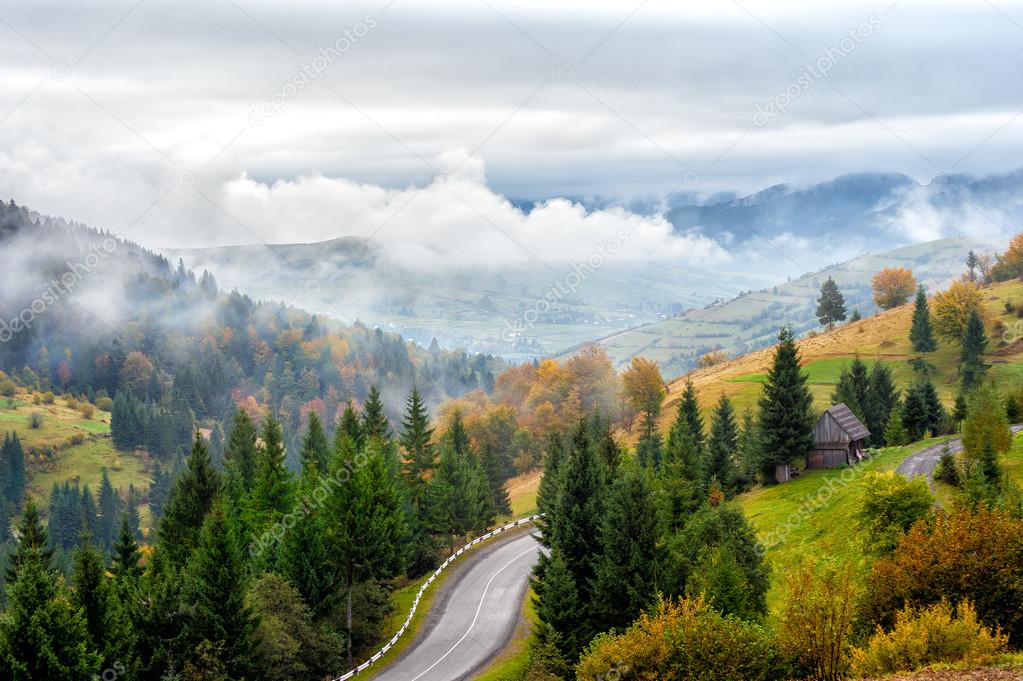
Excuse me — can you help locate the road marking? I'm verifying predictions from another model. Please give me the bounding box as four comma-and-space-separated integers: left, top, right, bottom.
407, 543, 539, 681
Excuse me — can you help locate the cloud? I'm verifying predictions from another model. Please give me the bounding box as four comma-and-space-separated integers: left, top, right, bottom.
214, 151, 729, 271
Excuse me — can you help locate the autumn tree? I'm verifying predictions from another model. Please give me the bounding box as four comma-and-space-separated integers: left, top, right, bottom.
993, 232, 1023, 281
932, 280, 983, 342
622, 357, 665, 434
872, 267, 916, 310
962, 383, 1012, 484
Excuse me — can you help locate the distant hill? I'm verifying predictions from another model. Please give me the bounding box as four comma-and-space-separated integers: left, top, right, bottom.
666, 169, 1023, 252
572, 237, 994, 378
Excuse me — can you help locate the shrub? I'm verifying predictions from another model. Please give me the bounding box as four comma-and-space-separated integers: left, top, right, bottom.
778, 560, 859, 681
861, 506, 1023, 646
851, 600, 1006, 677
0, 379, 15, 397
41, 391, 55, 405
856, 471, 933, 554
576, 597, 785, 681
79, 403, 95, 420
69, 433, 85, 445
65, 395, 79, 410
95, 395, 113, 412
697, 350, 728, 369
28, 412, 43, 429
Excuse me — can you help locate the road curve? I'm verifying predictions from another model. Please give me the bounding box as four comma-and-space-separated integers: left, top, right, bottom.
897, 425, 1023, 484
369, 531, 541, 681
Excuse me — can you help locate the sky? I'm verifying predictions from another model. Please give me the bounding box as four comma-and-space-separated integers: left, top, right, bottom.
1, 0, 1023, 263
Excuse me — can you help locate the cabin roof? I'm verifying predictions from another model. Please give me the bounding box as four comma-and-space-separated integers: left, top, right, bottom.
819, 403, 870, 442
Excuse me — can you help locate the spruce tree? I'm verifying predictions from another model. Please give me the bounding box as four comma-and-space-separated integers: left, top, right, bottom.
112, 513, 142, 580
1, 433, 25, 511
399, 386, 435, 511
705, 394, 739, 495
869, 362, 898, 444
758, 327, 815, 481
534, 434, 565, 549
481, 442, 512, 517
0, 545, 100, 679
71, 540, 134, 669
97, 468, 123, 553
208, 422, 225, 470
245, 413, 295, 531
832, 356, 871, 423
678, 379, 704, 448
884, 407, 909, 446
335, 401, 363, 452
910, 285, 937, 352
361, 386, 390, 440
180, 501, 258, 680
224, 408, 258, 491
960, 308, 989, 392
6, 500, 53, 581
736, 407, 761, 490
324, 439, 407, 667
428, 412, 492, 542
815, 277, 847, 329
159, 431, 220, 567
299, 411, 330, 480
591, 465, 658, 635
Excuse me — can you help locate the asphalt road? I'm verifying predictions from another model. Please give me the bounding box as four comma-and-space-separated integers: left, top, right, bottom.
896, 425, 1023, 484
369, 530, 541, 681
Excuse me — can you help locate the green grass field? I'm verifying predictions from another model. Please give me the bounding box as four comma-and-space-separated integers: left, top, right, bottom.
737, 438, 945, 614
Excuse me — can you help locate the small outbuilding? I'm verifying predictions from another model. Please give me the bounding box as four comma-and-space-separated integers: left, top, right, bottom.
808, 403, 870, 469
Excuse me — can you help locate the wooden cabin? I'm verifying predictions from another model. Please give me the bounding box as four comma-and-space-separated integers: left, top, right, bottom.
808, 403, 870, 469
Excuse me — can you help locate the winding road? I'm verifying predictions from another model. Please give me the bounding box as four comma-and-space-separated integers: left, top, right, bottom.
897, 425, 1023, 485
369, 530, 541, 681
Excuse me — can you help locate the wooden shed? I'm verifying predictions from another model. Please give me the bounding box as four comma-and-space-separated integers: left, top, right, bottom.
808, 403, 870, 469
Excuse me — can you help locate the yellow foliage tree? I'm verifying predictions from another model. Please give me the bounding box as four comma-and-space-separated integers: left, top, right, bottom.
871, 267, 916, 310
931, 280, 983, 342
622, 356, 665, 425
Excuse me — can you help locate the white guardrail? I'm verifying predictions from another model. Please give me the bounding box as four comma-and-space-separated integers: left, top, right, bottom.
331, 513, 543, 681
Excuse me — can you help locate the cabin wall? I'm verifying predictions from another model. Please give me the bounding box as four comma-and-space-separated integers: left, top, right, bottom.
814, 413, 852, 445
808, 447, 849, 469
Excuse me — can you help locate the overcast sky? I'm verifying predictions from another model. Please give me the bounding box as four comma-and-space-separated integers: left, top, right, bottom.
2, 0, 1023, 258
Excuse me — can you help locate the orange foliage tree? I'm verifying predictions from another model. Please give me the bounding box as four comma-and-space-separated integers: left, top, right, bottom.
871, 267, 916, 310
861, 506, 1023, 646
993, 232, 1023, 281
622, 356, 666, 428
931, 280, 983, 342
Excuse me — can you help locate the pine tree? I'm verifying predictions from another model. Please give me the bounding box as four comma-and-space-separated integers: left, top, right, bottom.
532, 549, 578, 658
534, 434, 565, 549
245, 413, 295, 531
815, 277, 847, 329
910, 285, 937, 352
428, 412, 492, 543
869, 362, 898, 444
0, 544, 100, 679
80, 485, 97, 544
324, 439, 407, 667
97, 468, 123, 553
224, 408, 258, 491
399, 386, 435, 511
112, 513, 142, 580
71, 540, 134, 669
299, 411, 330, 481
758, 327, 815, 481
591, 465, 658, 635
831, 356, 871, 423
6, 500, 53, 581
147, 461, 172, 522
736, 407, 761, 490
536, 421, 605, 658
335, 401, 363, 452
180, 501, 258, 679
678, 379, 704, 448
208, 422, 225, 470
966, 250, 979, 282
960, 308, 988, 392
705, 394, 739, 495
125, 484, 142, 541
361, 386, 390, 440
1, 433, 25, 511
481, 442, 512, 516
159, 431, 220, 567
